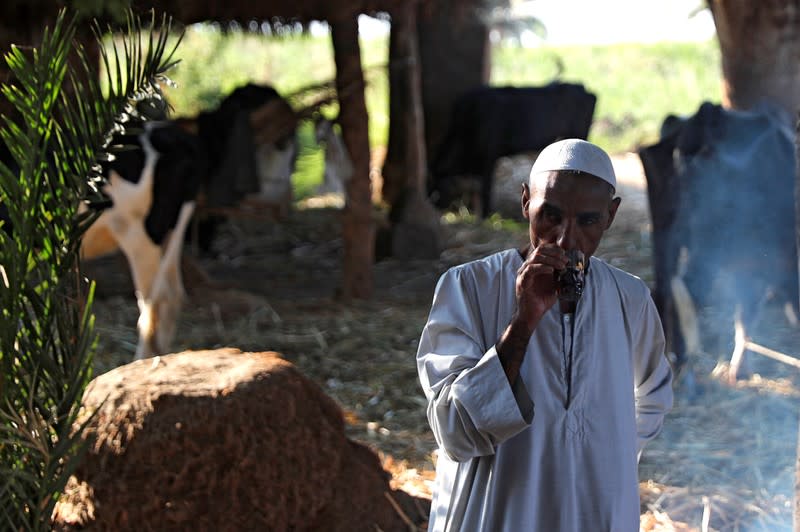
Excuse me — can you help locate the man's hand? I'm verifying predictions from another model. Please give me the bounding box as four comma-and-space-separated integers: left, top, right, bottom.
497, 244, 567, 384
515, 243, 567, 330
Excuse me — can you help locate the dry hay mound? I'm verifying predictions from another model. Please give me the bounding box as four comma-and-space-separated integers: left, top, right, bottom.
52, 348, 429, 531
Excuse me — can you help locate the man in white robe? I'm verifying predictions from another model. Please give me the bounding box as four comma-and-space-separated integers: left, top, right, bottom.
417, 139, 673, 532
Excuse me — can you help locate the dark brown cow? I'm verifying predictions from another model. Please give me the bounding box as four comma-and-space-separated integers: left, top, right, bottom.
638, 101, 797, 380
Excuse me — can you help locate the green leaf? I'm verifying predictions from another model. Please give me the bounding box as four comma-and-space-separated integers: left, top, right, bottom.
0, 7, 182, 529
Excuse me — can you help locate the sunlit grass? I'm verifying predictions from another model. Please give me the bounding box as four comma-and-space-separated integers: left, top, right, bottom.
293, 121, 325, 200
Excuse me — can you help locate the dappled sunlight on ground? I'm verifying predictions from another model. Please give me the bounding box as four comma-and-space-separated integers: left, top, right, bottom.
85, 153, 799, 531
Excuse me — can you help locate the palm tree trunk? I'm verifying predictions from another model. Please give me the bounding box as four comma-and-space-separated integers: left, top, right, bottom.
709, 0, 800, 114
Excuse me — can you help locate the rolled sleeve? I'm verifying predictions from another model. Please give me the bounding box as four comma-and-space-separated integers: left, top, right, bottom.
418, 267, 534, 462
453, 346, 534, 431
436, 346, 534, 461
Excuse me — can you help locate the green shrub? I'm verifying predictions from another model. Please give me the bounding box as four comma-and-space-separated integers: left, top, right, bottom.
0, 10, 179, 529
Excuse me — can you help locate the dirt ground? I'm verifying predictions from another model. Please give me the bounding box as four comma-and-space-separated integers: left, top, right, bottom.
86, 153, 800, 531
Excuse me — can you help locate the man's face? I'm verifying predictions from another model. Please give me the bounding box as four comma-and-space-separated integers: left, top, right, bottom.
522, 170, 621, 260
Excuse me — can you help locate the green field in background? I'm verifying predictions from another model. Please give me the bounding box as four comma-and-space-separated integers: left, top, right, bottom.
161, 25, 722, 199
491, 40, 723, 152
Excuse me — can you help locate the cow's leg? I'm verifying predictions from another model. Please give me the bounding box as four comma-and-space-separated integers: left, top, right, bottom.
136, 200, 195, 359
784, 301, 798, 327
667, 246, 704, 397
670, 275, 701, 357
101, 212, 161, 356
94, 215, 161, 358
255, 140, 298, 218
727, 279, 770, 383
84, 176, 163, 359
728, 305, 749, 384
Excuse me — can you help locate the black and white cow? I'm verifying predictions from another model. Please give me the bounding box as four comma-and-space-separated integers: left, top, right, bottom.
81, 121, 202, 360
429, 82, 597, 217
81, 84, 298, 359
638, 101, 797, 380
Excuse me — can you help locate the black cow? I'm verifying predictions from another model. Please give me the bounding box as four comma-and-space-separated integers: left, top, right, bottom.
195, 83, 298, 209
181, 83, 299, 251
78, 83, 298, 359
429, 83, 597, 217
638, 101, 797, 378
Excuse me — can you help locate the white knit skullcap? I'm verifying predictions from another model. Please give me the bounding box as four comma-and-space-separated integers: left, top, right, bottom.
529, 138, 616, 190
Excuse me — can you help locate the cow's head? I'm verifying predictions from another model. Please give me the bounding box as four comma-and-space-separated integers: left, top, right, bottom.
249, 98, 299, 205
196, 84, 299, 210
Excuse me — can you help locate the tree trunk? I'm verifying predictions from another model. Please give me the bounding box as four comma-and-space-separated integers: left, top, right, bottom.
381, 15, 410, 207
330, 14, 374, 300
383, 0, 489, 206
390, 3, 427, 193
708, 0, 800, 115
417, 0, 489, 168
382, 1, 441, 260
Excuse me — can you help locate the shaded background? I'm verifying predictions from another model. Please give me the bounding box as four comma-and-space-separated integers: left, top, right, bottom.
5, 1, 800, 530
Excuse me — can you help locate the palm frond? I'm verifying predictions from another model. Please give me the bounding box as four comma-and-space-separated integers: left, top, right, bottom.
0, 7, 183, 530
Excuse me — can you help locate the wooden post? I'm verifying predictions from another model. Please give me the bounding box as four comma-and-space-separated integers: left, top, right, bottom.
398, 2, 427, 195
381, 1, 441, 261
330, 14, 374, 300
382, 1, 435, 203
